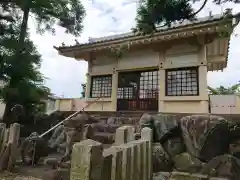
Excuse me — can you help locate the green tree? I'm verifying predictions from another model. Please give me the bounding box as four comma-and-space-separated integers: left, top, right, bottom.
134, 0, 239, 34
0, 20, 51, 125
0, 0, 85, 36
208, 83, 240, 95
0, 0, 86, 123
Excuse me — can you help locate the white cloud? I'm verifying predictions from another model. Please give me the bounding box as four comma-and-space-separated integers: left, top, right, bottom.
28, 0, 240, 97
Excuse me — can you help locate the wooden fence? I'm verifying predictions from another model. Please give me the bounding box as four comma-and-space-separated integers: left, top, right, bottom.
70, 126, 153, 180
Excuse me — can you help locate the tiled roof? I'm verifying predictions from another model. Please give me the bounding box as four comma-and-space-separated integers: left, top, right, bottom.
55, 13, 239, 53
88, 14, 224, 44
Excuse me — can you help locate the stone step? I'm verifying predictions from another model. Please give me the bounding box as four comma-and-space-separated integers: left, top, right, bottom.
93, 116, 141, 123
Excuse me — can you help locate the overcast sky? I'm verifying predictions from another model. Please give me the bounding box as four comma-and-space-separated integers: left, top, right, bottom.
28, 0, 240, 98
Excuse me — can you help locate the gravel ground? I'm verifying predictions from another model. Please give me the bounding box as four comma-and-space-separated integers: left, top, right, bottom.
0, 172, 42, 180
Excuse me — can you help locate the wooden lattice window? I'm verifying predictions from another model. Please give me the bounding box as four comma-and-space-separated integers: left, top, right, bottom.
90, 75, 112, 98
166, 67, 199, 96
139, 70, 159, 99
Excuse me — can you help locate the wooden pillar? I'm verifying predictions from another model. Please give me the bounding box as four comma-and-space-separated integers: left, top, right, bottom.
85, 73, 91, 98
158, 50, 166, 113
198, 44, 209, 113
85, 52, 93, 99
111, 71, 118, 111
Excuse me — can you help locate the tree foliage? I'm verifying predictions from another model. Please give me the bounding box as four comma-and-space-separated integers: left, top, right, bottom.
134, 0, 239, 34
0, 0, 86, 36
0, 0, 86, 125
208, 83, 240, 95
0, 18, 51, 124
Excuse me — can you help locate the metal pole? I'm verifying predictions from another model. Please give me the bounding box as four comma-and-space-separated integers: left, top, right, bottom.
39, 110, 81, 138
39, 96, 102, 138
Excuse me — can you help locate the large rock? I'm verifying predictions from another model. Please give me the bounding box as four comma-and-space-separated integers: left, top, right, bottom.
63, 113, 90, 128
229, 123, 240, 159
90, 123, 120, 133
153, 172, 171, 180
107, 116, 117, 124
61, 126, 84, 162
172, 152, 203, 173
230, 140, 240, 159
162, 137, 185, 159
180, 115, 230, 162
200, 154, 240, 180
139, 113, 153, 128
139, 113, 179, 143
21, 132, 52, 165
93, 132, 115, 144
48, 125, 65, 148
152, 143, 173, 172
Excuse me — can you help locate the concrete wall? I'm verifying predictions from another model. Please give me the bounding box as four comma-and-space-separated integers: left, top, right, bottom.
210, 95, 240, 114
10, 94, 240, 115
56, 98, 86, 112
72, 98, 87, 111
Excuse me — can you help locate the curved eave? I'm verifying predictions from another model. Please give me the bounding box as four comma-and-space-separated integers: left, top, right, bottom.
207, 37, 231, 71
55, 18, 235, 60
54, 46, 84, 59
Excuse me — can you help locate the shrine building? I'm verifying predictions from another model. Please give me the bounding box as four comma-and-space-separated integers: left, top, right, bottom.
55, 14, 239, 114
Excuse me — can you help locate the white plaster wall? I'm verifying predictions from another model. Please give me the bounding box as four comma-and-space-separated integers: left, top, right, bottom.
165, 53, 199, 68
91, 56, 115, 74
91, 50, 160, 74
118, 50, 159, 70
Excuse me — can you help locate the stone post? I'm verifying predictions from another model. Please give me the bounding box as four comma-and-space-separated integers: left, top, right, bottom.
7, 123, 20, 170
0, 123, 6, 152
2, 128, 9, 148
115, 126, 134, 145
102, 150, 113, 180
70, 139, 103, 180
141, 128, 153, 180
131, 144, 138, 180
131, 140, 144, 180
116, 144, 133, 180
104, 147, 123, 180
